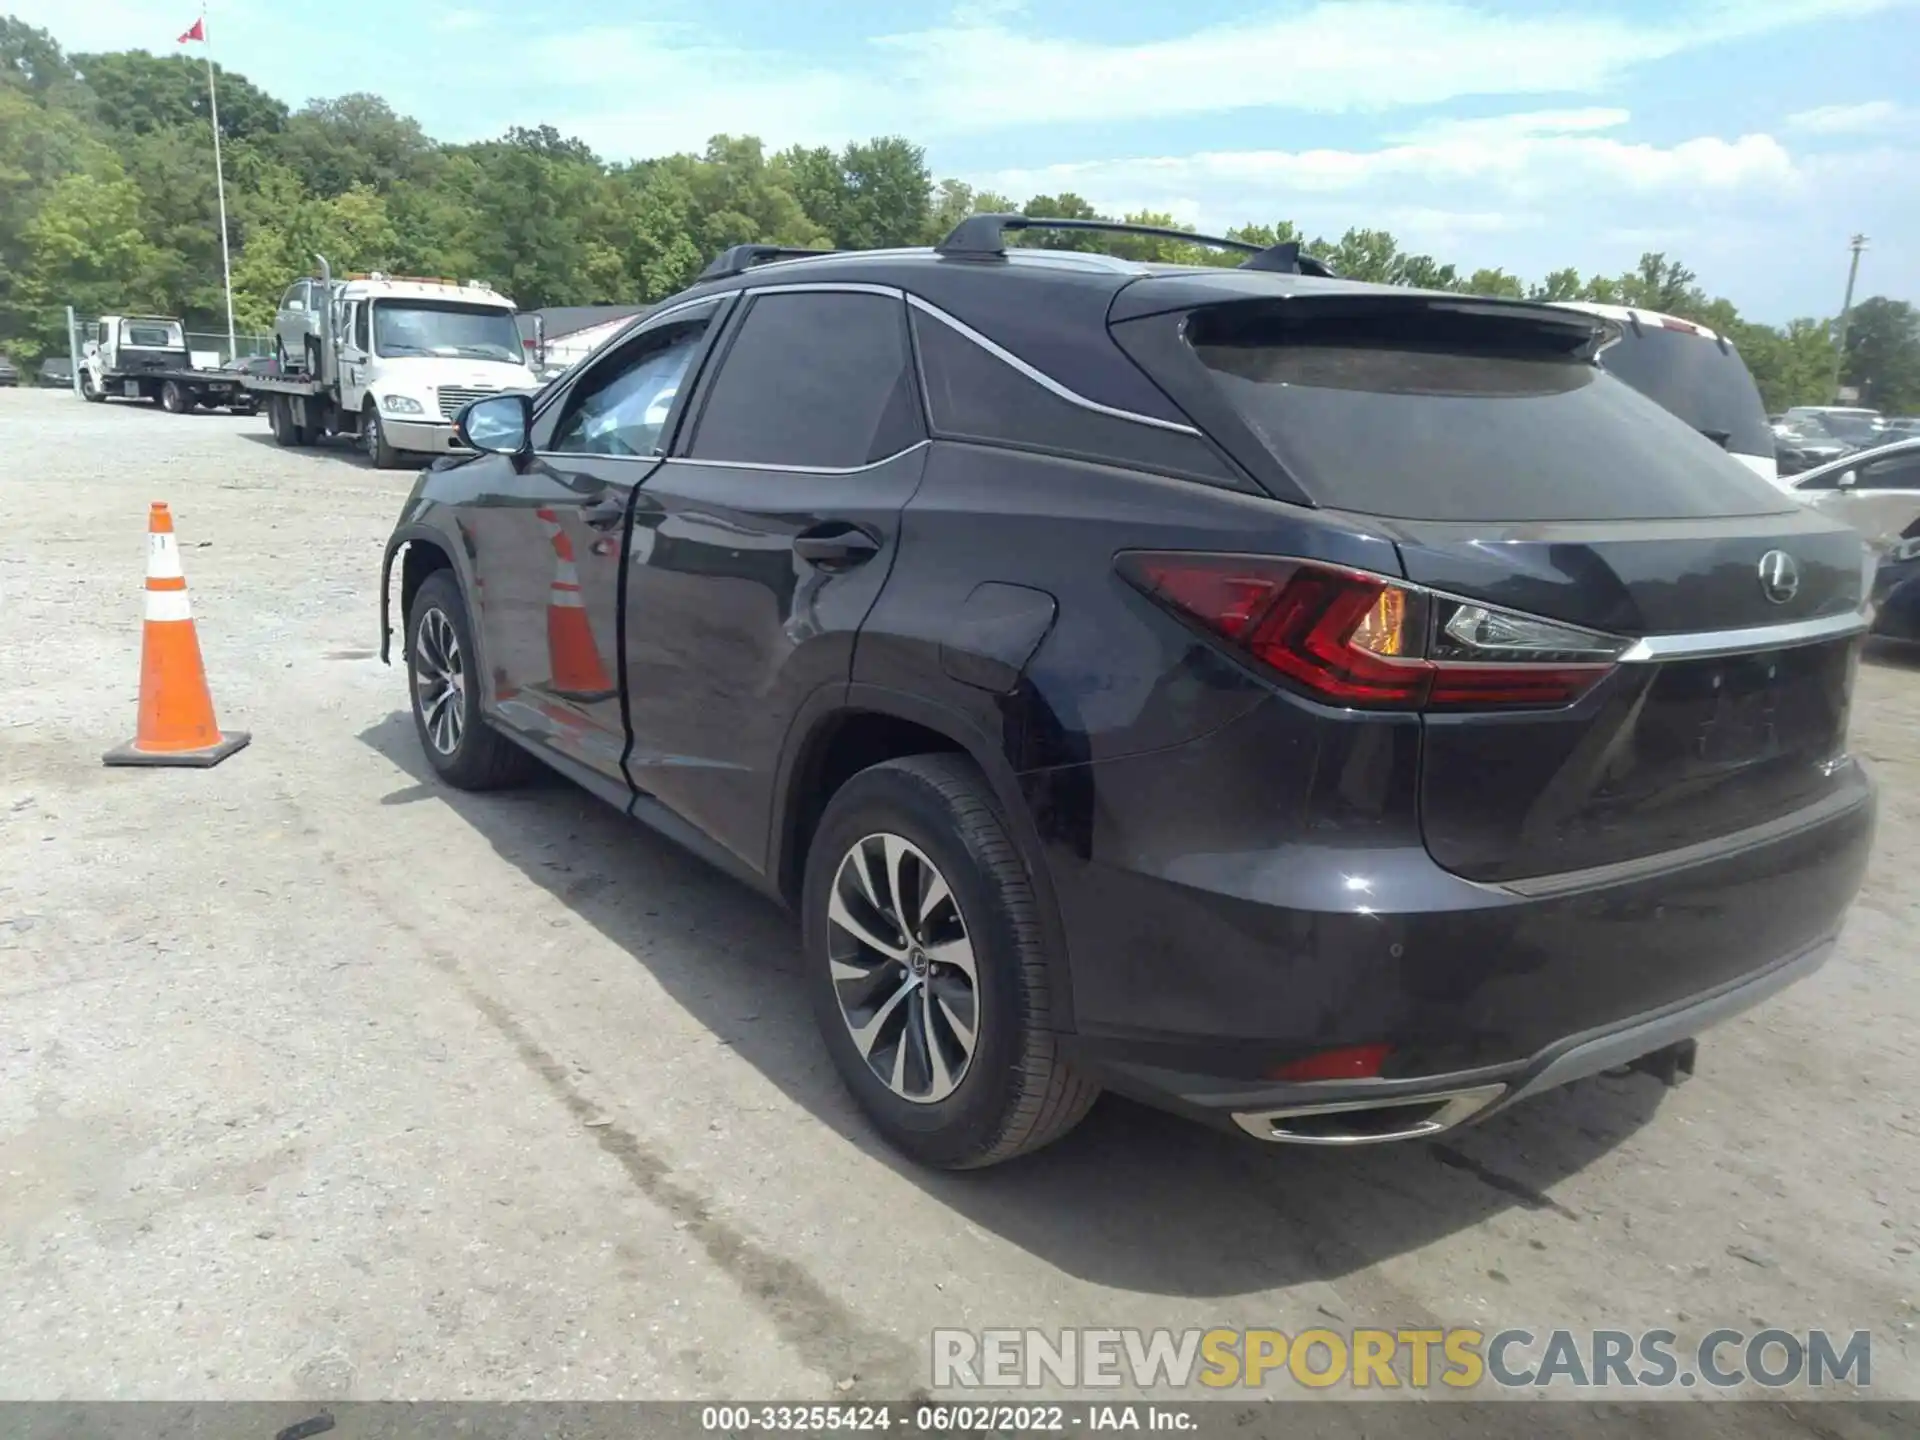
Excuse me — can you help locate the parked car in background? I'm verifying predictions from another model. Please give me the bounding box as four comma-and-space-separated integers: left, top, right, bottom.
383, 221, 1875, 1169
1791, 438, 1920, 557
0, 352, 19, 387
1784, 406, 1887, 448
1549, 300, 1776, 483
1882, 417, 1920, 440
1869, 536, 1920, 641
1774, 422, 1853, 478
37, 357, 72, 389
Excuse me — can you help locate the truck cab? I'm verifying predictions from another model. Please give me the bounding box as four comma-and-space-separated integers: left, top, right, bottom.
300, 274, 539, 460
81, 316, 188, 396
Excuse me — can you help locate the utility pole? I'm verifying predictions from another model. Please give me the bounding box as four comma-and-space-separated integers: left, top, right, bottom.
1829, 233, 1868, 404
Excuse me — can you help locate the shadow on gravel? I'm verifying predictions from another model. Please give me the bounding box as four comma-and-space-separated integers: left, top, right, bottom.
358, 710, 1668, 1301
1864, 635, 1920, 671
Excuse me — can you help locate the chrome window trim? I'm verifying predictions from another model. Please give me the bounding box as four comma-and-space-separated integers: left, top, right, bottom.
1616, 609, 1870, 662
667, 439, 931, 476
904, 293, 1201, 436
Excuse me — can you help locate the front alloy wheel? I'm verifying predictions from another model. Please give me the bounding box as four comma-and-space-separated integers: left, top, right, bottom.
827, 833, 979, 1104
412, 605, 465, 756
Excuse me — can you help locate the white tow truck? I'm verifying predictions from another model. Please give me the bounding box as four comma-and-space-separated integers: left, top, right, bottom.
79, 315, 253, 414
242, 257, 541, 468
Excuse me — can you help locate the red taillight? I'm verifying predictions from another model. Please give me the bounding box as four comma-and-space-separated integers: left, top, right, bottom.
1122, 553, 1622, 712
1268, 1044, 1392, 1082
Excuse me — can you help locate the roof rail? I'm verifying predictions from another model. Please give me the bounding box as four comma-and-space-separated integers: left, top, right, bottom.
936, 214, 1265, 259
935, 213, 1338, 276
697, 244, 838, 282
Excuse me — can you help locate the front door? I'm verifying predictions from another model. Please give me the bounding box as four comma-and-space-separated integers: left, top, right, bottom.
467, 298, 729, 786
620, 286, 929, 875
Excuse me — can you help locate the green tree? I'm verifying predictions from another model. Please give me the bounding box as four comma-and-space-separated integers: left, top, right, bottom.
73, 49, 285, 140
273, 94, 438, 198
1841, 297, 1920, 413
1460, 267, 1525, 298
1529, 266, 1585, 302
837, 137, 931, 250
14, 167, 170, 356
1729, 317, 1836, 413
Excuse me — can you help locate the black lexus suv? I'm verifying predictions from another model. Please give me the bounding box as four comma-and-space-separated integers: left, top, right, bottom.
380, 216, 1877, 1169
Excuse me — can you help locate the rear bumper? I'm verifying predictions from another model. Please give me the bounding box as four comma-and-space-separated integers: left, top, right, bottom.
1029, 696, 1875, 1140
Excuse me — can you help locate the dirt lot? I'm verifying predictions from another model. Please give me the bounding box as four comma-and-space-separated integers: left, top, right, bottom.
2, 387, 1916, 1422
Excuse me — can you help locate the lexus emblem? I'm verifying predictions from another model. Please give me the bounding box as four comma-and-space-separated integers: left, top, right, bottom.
1757, 549, 1800, 605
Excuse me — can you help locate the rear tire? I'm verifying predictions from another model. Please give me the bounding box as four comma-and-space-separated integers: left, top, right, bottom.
406, 570, 536, 791
303, 336, 321, 378
363, 402, 405, 470
268, 394, 304, 447
160, 380, 189, 414
801, 754, 1098, 1169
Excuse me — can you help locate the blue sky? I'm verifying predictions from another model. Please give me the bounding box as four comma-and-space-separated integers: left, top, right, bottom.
13, 0, 1917, 321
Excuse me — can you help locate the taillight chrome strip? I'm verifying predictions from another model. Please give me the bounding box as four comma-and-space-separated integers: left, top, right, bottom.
1616, 609, 1870, 663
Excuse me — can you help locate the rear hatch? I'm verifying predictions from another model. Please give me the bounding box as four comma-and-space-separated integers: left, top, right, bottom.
1111, 285, 1869, 884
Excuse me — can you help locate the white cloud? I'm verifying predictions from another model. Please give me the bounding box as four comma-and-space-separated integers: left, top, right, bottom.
1785, 100, 1910, 134
872, 0, 1915, 132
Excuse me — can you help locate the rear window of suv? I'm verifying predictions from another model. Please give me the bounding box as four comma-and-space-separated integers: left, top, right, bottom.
1186, 302, 1794, 523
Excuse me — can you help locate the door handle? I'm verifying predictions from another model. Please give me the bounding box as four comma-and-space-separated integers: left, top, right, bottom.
581, 494, 627, 530
793, 524, 880, 569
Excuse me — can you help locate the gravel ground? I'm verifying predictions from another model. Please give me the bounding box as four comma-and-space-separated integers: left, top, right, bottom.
1, 388, 1916, 1426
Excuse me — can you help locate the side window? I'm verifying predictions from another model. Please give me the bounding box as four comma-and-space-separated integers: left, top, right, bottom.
352, 302, 370, 351
96, 322, 109, 345
910, 307, 1239, 487
283, 282, 307, 312
688, 291, 921, 468
1861, 453, 1920, 491
548, 315, 713, 457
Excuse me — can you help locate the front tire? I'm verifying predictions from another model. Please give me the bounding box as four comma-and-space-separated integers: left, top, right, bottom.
362, 402, 404, 470
406, 570, 535, 790
80, 369, 105, 403
802, 755, 1097, 1169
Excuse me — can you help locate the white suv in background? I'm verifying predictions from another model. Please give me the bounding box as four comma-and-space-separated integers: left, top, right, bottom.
1552, 301, 1779, 486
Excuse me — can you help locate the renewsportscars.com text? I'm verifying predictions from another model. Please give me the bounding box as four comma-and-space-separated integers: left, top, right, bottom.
931, 1326, 1872, 1392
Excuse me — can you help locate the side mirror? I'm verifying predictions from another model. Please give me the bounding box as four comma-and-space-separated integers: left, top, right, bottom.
457, 393, 532, 457
1837, 469, 1859, 489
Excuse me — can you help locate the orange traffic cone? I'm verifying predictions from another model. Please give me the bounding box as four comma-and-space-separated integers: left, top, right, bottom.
103, 503, 250, 768
535, 507, 616, 700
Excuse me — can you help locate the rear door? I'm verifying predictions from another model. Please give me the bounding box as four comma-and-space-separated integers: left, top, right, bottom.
1113, 289, 1870, 883
620, 285, 928, 874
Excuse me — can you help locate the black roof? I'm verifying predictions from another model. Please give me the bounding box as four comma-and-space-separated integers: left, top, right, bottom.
664, 247, 1402, 422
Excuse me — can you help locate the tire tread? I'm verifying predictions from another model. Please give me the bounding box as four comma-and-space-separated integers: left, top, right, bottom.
862, 754, 1098, 1167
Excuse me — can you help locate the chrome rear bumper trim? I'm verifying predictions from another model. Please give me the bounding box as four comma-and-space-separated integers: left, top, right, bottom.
1617, 609, 1868, 662
1230, 1083, 1507, 1146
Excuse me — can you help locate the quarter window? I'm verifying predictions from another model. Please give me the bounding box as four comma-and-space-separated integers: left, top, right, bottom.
688, 291, 921, 468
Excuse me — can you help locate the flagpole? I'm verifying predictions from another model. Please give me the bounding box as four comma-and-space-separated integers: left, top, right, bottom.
198, 5, 238, 361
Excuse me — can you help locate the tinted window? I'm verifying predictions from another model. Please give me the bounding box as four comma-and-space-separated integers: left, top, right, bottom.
689, 292, 920, 468
352, 302, 370, 351
1593, 327, 1773, 460
1189, 306, 1794, 522
912, 308, 1241, 487
1862, 451, 1920, 490
550, 315, 711, 457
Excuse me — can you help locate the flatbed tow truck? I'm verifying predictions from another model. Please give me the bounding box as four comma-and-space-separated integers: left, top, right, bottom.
79, 315, 253, 414
239, 255, 541, 467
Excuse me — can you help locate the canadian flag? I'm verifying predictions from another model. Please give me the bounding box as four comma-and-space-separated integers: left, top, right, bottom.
177, 17, 204, 43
